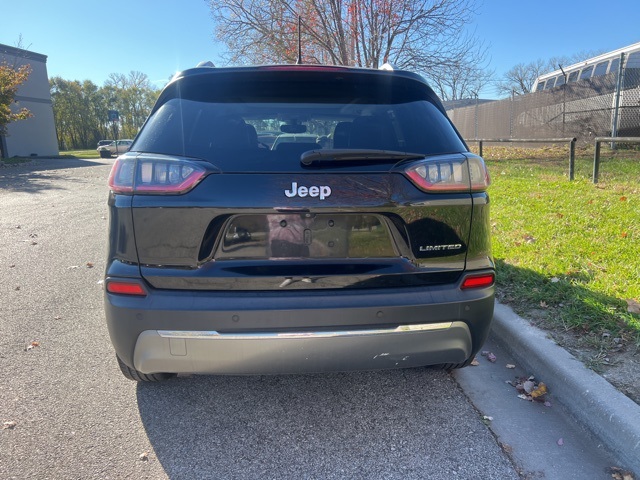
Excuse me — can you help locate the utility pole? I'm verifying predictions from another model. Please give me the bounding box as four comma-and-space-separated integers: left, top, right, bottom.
473, 91, 479, 139
611, 52, 625, 149
558, 64, 568, 137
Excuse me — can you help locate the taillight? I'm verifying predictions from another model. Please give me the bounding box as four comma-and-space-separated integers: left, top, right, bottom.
461, 273, 495, 290
108, 154, 208, 194
404, 155, 490, 193
106, 280, 147, 296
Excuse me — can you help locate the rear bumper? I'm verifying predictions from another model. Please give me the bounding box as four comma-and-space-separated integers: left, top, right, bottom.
134, 322, 471, 374
105, 276, 494, 375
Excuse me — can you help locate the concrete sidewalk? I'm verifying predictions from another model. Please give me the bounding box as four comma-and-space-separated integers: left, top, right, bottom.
490, 302, 640, 475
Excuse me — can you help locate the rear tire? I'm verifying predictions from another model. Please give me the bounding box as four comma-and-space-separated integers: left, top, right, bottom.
116, 355, 175, 382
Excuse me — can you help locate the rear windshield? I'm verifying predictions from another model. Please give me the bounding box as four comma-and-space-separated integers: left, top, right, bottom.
133, 71, 466, 171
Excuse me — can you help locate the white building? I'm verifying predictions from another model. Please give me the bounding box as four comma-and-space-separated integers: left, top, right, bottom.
0, 43, 58, 158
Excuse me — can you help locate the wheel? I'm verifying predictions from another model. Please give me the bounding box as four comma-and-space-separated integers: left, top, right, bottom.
116, 355, 175, 382
99, 150, 112, 159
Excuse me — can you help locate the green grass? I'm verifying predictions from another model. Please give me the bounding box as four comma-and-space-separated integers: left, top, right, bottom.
1, 149, 101, 163
484, 146, 640, 347
59, 149, 101, 159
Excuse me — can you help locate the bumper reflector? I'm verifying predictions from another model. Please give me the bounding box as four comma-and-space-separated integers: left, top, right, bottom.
106, 281, 147, 296
461, 273, 495, 290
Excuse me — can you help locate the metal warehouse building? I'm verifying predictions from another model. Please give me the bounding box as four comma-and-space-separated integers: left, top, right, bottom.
0, 43, 58, 158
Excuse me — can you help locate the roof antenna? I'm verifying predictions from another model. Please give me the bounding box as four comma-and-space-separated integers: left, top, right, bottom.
296, 15, 303, 65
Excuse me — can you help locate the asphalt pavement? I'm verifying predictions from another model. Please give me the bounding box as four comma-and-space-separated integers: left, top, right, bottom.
1, 156, 637, 479
0, 157, 518, 479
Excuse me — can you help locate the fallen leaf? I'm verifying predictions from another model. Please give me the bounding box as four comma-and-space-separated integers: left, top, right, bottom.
487, 352, 497, 363
540, 301, 548, 308
557, 438, 564, 446
626, 299, 640, 314
550, 277, 560, 283
500, 442, 513, 454
139, 452, 149, 461
544, 401, 552, 407
25, 341, 40, 351
481, 351, 490, 356
530, 382, 548, 399
517, 394, 530, 401
470, 357, 480, 366
620, 196, 627, 202
506, 364, 516, 369
609, 466, 635, 480
86, 262, 94, 268
2, 421, 17, 430
523, 380, 535, 394
621, 232, 628, 238
54, 316, 61, 320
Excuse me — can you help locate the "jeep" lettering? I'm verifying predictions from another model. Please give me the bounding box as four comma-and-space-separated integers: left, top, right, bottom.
285, 182, 332, 200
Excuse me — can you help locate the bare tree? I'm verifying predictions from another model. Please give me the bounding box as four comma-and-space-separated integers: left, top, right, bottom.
429, 59, 494, 101
208, 0, 490, 98
496, 50, 605, 97
494, 60, 547, 97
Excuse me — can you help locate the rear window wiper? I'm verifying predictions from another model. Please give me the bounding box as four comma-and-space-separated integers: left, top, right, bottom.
300, 149, 425, 166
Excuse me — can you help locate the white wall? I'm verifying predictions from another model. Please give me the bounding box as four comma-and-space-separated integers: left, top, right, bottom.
1, 44, 59, 158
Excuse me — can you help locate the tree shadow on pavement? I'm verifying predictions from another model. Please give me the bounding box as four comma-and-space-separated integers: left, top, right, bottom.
0, 157, 107, 194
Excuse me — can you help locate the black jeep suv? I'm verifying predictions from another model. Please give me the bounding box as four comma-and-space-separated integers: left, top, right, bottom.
104, 64, 494, 381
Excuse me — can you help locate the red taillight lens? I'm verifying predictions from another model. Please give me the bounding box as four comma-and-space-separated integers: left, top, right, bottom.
108, 154, 207, 195
404, 155, 490, 193
106, 280, 147, 296
461, 273, 495, 290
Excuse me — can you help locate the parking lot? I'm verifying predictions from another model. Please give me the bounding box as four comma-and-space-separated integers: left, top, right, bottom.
0, 158, 623, 479
0, 158, 520, 479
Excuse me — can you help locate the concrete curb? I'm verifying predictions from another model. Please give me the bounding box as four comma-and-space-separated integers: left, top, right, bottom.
490, 302, 640, 475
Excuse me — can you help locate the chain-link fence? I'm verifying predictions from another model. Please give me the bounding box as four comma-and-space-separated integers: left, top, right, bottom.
447, 69, 640, 143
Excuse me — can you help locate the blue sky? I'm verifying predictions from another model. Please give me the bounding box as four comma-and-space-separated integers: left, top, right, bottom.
2, 0, 639, 98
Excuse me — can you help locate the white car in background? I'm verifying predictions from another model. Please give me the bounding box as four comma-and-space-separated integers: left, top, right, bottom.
97, 139, 133, 158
